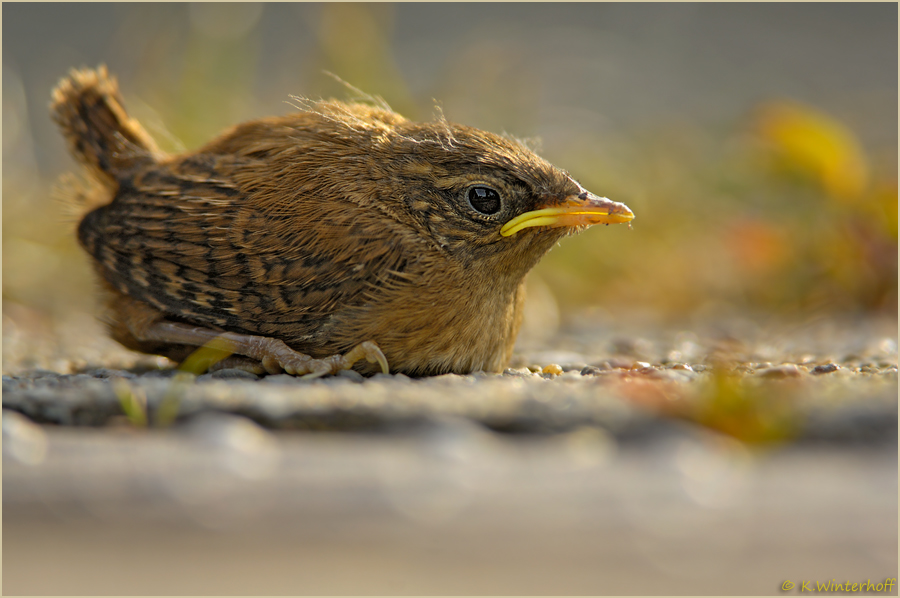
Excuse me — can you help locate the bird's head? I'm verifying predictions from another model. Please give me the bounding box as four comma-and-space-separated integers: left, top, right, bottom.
277, 101, 634, 279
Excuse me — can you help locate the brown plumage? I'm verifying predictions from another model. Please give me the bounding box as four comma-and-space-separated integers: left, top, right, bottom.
51, 66, 633, 377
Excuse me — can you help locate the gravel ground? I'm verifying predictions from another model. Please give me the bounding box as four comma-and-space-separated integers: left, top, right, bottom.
2, 309, 897, 594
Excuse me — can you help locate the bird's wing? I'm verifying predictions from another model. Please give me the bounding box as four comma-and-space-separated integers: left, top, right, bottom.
79, 152, 421, 348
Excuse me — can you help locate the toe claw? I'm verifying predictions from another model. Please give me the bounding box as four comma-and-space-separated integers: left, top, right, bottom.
373, 351, 389, 374
301, 360, 334, 379
360, 341, 390, 374
261, 356, 283, 375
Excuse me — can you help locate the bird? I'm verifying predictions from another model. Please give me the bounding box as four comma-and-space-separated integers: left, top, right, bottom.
51, 66, 634, 377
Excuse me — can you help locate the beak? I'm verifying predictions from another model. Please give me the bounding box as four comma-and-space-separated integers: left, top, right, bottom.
500, 191, 634, 237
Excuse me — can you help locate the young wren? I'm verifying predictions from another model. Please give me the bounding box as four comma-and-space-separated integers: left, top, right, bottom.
51, 66, 634, 377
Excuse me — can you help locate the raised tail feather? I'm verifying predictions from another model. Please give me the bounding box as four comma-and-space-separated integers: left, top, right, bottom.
51, 65, 159, 187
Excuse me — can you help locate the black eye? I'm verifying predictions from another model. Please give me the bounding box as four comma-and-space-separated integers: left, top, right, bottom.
467, 186, 502, 215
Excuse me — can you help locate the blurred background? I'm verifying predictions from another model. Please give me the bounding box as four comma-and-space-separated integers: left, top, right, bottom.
4, 2, 897, 352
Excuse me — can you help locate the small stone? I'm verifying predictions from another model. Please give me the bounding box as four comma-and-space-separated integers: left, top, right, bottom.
542, 364, 563, 376
632, 361, 651, 370
503, 367, 533, 377
580, 366, 604, 376
812, 364, 839, 375
757, 364, 803, 379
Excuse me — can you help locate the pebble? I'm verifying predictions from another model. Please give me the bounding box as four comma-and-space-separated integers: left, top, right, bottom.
503, 367, 534, 377
757, 364, 803, 379
542, 364, 563, 376
812, 364, 839, 375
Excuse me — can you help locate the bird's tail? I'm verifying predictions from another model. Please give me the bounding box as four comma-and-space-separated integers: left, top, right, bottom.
50, 65, 159, 187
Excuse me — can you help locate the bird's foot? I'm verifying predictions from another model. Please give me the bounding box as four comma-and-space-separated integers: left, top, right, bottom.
257, 338, 389, 378
130, 319, 389, 377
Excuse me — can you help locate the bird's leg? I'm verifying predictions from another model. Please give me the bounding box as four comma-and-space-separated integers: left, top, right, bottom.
108, 294, 389, 377
129, 318, 389, 377
108, 288, 390, 377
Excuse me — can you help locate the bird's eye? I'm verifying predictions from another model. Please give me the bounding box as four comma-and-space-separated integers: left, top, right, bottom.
467, 186, 502, 215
